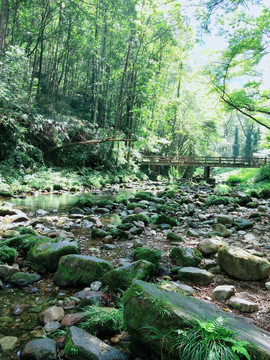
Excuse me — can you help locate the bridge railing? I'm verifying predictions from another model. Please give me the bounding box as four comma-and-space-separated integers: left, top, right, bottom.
141, 155, 270, 167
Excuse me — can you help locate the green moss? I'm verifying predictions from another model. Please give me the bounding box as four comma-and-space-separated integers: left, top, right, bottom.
127, 202, 148, 210
74, 197, 93, 208
95, 199, 113, 207
134, 191, 154, 201
4, 234, 52, 256
0, 245, 17, 264
117, 223, 133, 231
91, 229, 109, 239
123, 214, 149, 225
170, 247, 202, 267
167, 232, 184, 242
110, 228, 129, 240
134, 248, 161, 268
158, 189, 177, 198
18, 226, 39, 236
0, 191, 13, 197
152, 214, 178, 227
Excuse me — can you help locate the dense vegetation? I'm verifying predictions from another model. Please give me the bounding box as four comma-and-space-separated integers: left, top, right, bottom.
0, 0, 269, 176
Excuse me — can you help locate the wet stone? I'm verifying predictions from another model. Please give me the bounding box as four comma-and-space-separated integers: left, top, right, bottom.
229, 297, 259, 313
212, 285, 235, 301
21, 338, 57, 360
0, 336, 18, 352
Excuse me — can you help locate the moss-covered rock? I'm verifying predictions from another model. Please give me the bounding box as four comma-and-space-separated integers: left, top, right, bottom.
54, 255, 113, 287
134, 191, 154, 201
103, 260, 155, 291
0, 245, 17, 264
95, 199, 113, 208
152, 214, 178, 227
3, 234, 52, 256
127, 202, 148, 210
123, 280, 270, 360
10, 272, 41, 287
74, 197, 93, 208
218, 246, 270, 280
133, 248, 161, 268
122, 213, 149, 225
91, 228, 110, 239
110, 228, 129, 240
117, 223, 133, 231
0, 207, 17, 216
0, 191, 13, 198
27, 241, 80, 272
170, 247, 202, 267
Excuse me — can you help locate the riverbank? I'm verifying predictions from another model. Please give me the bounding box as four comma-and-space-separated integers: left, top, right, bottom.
0, 179, 270, 359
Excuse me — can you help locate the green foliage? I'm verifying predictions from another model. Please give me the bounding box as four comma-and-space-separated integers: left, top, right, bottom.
145, 317, 256, 360
74, 197, 93, 208
0, 245, 17, 264
225, 169, 258, 185
152, 214, 178, 227
79, 305, 124, 335
134, 191, 154, 201
254, 166, 270, 183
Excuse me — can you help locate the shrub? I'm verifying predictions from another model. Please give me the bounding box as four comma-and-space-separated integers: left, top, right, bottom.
254, 166, 270, 183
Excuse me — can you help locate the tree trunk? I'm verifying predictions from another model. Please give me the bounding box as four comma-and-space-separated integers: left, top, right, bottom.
0, 0, 8, 59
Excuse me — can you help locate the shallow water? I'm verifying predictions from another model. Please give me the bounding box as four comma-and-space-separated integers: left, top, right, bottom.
9, 189, 137, 213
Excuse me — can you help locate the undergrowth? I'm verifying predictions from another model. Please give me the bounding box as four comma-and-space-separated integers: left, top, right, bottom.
144, 316, 260, 360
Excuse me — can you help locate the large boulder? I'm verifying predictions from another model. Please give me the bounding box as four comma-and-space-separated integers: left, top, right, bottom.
54, 255, 113, 287
123, 280, 270, 360
27, 241, 80, 272
218, 246, 270, 280
10, 272, 41, 287
103, 260, 155, 291
170, 247, 202, 267
64, 326, 129, 359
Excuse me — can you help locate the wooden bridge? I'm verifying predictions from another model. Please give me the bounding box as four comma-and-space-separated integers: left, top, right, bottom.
141, 155, 270, 168
141, 155, 270, 178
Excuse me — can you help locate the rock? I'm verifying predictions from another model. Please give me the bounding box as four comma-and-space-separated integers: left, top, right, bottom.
123, 280, 270, 360
212, 285, 235, 301
187, 229, 199, 238
0, 336, 18, 351
133, 247, 161, 268
61, 313, 84, 326
123, 213, 149, 225
216, 214, 234, 225
110, 228, 129, 240
10, 304, 26, 315
229, 297, 259, 313
218, 246, 270, 280
35, 209, 50, 217
0, 264, 20, 281
153, 214, 178, 227
215, 223, 231, 237
94, 207, 110, 214
43, 321, 62, 332
129, 227, 143, 235
133, 239, 142, 248
2, 229, 20, 238
170, 247, 202, 267
178, 267, 214, 285
266, 282, 270, 290
103, 260, 155, 291
27, 241, 80, 272
90, 281, 102, 291
91, 228, 110, 239
235, 192, 251, 205
54, 255, 113, 287
198, 238, 225, 256
21, 338, 57, 360
64, 326, 130, 359
39, 306, 65, 325
167, 232, 184, 242
0, 207, 17, 216
134, 207, 144, 214
10, 272, 41, 287
103, 235, 113, 244
9, 214, 29, 223
0, 245, 17, 264
234, 218, 254, 230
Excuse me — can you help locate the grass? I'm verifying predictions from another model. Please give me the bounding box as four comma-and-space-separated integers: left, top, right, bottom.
79, 304, 124, 335
144, 317, 259, 360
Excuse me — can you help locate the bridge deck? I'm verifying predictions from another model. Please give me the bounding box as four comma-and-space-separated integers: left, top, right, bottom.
141, 156, 270, 168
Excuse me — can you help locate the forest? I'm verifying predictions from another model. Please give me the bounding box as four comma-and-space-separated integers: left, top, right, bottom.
1, 0, 270, 359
